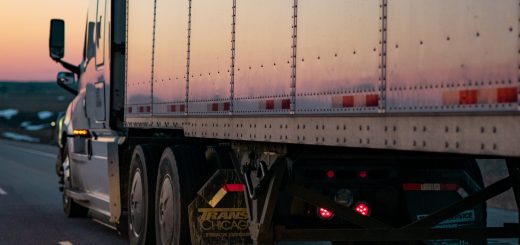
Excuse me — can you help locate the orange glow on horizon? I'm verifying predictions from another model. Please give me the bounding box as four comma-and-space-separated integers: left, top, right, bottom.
0, 0, 88, 82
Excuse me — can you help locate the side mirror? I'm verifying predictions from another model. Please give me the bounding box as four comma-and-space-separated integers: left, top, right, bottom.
57, 72, 78, 95
57, 72, 75, 85
49, 19, 65, 60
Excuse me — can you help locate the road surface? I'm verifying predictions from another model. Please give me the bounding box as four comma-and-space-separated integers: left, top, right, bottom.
0, 139, 517, 244
0, 140, 126, 245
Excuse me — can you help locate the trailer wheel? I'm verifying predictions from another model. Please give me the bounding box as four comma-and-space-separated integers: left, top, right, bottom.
62, 145, 89, 217
128, 145, 159, 245
155, 145, 209, 245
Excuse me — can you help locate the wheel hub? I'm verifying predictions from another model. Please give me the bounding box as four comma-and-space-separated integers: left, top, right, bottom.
130, 170, 144, 237
159, 176, 174, 245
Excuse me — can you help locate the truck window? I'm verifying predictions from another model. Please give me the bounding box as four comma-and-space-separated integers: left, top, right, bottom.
96, 0, 106, 66
86, 21, 96, 62
85, 0, 97, 64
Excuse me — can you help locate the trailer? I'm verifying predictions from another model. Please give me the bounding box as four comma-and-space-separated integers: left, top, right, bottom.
49, 0, 520, 244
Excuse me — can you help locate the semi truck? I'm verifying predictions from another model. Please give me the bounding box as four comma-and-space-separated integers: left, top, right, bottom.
49, 0, 520, 244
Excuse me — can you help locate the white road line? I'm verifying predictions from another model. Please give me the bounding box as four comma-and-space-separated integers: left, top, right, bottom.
2, 144, 56, 158
59, 241, 73, 245
0, 187, 7, 195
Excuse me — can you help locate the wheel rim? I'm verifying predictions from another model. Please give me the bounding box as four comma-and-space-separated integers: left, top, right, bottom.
158, 175, 175, 245
130, 169, 144, 237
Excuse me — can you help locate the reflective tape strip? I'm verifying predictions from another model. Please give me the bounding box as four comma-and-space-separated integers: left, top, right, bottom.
259, 99, 291, 110
127, 105, 153, 114
332, 94, 379, 108
223, 184, 244, 192
497, 87, 518, 103
343, 96, 354, 107
365, 94, 379, 107
443, 87, 518, 105
207, 183, 244, 207
169, 104, 186, 112
459, 90, 478, 105
402, 183, 459, 191
208, 187, 227, 208
207, 102, 230, 112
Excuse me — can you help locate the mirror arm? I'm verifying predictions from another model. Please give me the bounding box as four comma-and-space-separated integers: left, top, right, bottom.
53, 58, 80, 76
57, 81, 78, 96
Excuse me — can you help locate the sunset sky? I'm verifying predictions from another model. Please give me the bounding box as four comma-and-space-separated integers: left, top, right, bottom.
0, 1, 88, 82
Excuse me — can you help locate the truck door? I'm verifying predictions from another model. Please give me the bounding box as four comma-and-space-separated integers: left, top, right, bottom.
86, 0, 107, 125
72, 0, 112, 217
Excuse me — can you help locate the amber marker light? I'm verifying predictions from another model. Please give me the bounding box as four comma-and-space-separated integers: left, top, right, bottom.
73, 129, 90, 137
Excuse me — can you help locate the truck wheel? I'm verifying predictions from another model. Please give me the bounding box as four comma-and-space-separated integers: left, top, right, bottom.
155, 146, 208, 245
128, 145, 159, 245
62, 145, 89, 217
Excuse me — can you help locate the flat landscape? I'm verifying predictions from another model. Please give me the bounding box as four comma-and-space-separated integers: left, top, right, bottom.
0, 81, 73, 144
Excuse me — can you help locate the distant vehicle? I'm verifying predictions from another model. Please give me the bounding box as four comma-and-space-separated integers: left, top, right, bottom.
49, 0, 520, 244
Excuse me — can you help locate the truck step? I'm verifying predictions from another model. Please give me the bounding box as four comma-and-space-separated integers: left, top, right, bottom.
65, 189, 90, 202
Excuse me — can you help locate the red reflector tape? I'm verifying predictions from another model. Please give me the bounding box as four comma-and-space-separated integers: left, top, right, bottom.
402, 183, 421, 191
259, 99, 291, 110
266, 100, 275, 109
497, 87, 518, 103
332, 94, 379, 108
208, 102, 230, 112
443, 87, 518, 106
403, 183, 459, 191
459, 90, 478, 105
211, 103, 219, 111
223, 102, 230, 111
281, 99, 291, 109
365, 94, 379, 107
343, 96, 354, 107
223, 184, 244, 192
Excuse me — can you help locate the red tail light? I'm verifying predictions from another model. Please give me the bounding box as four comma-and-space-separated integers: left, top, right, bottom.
355, 202, 369, 216
326, 170, 335, 178
358, 170, 367, 178
318, 207, 334, 220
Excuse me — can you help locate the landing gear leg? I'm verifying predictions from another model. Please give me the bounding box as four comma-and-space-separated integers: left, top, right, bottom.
241, 156, 287, 245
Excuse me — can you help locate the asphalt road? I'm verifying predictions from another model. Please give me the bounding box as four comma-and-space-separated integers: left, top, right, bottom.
0, 139, 518, 245
0, 140, 126, 245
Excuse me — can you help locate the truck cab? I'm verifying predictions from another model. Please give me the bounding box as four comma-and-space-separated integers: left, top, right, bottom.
49, 0, 123, 227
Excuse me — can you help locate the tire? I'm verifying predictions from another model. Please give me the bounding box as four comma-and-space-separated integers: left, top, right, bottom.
155, 145, 210, 245
62, 145, 89, 217
128, 145, 159, 245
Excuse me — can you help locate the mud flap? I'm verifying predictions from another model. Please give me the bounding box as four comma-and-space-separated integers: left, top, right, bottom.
189, 170, 253, 245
